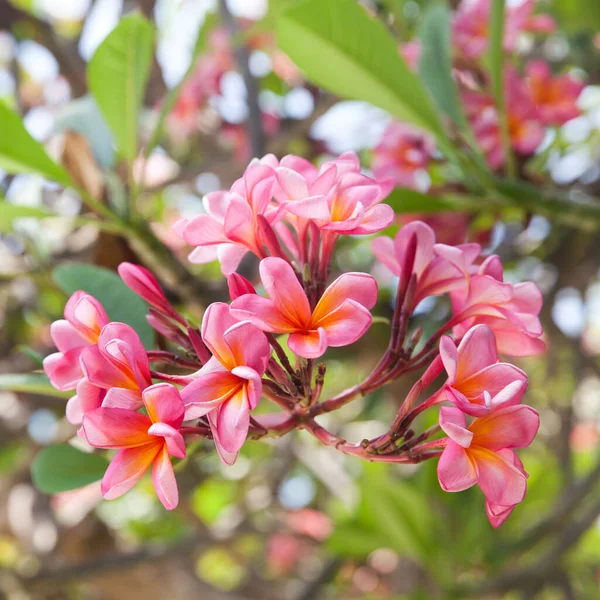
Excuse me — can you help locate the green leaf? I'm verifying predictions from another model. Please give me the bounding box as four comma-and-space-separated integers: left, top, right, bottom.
0, 373, 70, 398
553, 0, 600, 32
31, 444, 109, 494
0, 102, 73, 187
87, 13, 155, 162
277, 0, 441, 135
52, 263, 154, 349
0, 201, 52, 232
327, 524, 387, 558
418, 3, 467, 131
385, 187, 483, 214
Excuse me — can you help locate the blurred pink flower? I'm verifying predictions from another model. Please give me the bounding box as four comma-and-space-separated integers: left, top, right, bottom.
372, 121, 435, 190
437, 403, 539, 527
400, 40, 421, 71
230, 257, 378, 358
525, 60, 584, 125
181, 302, 270, 464
82, 383, 186, 510
440, 324, 528, 416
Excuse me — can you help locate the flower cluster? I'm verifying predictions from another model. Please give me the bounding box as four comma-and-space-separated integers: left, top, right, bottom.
44, 152, 544, 527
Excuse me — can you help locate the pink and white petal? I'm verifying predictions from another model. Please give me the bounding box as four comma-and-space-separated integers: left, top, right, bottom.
439, 336, 459, 382
181, 214, 228, 246
455, 325, 499, 381
148, 423, 186, 459
67, 293, 109, 341
308, 164, 337, 195
314, 299, 373, 347
66, 395, 84, 425
82, 408, 153, 449
314, 272, 378, 322
223, 197, 255, 247
216, 390, 251, 454
275, 166, 309, 200
188, 245, 219, 264
223, 322, 270, 374
371, 236, 401, 276
462, 363, 527, 404
439, 406, 473, 448
488, 379, 527, 409
230, 295, 297, 333
181, 371, 241, 420
284, 195, 331, 225
349, 203, 394, 234
437, 442, 478, 492
217, 243, 248, 275
101, 444, 160, 500
479, 255, 504, 280
102, 387, 143, 410
143, 383, 185, 428
152, 445, 179, 510
341, 184, 381, 210
395, 222, 435, 278
51, 320, 85, 353
259, 257, 311, 327
446, 386, 490, 417
324, 202, 365, 232
288, 328, 328, 359
231, 366, 263, 410
203, 190, 229, 220
43, 348, 84, 391
470, 447, 527, 506
201, 302, 239, 365
469, 404, 540, 450
208, 412, 239, 466
75, 379, 106, 414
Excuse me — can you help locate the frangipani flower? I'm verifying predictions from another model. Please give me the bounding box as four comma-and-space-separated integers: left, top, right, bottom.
372, 221, 480, 309
440, 325, 528, 416
372, 121, 435, 191
82, 383, 186, 510
181, 302, 270, 464
525, 60, 584, 125
437, 404, 539, 527
230, 257, 378, 358
80, 323, 152, 410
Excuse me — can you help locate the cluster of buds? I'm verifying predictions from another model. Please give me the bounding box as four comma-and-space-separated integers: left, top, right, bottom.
44, 152, 544, 526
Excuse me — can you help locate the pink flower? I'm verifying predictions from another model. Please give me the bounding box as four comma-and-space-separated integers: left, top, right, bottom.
371, 121, 435, 190
82, 383, 186, 510
227, 272, 256, 300
372, 221, 480, 309
174, 162, 279, 274
400, 40, 421, 71
181, 303, 270, 464
80, 323, 152, 409
118, 262, 183, 324
453, 0, 555, 59
440, 325, 528, 416
437, 403, 539, 527
451, 256, 545, 356
525, 60, 584, 126
231, 257, 378, 359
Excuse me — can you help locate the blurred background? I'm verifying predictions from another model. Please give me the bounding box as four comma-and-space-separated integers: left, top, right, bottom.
0, 0, 600, 598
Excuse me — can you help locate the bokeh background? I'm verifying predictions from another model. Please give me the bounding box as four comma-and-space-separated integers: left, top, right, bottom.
0, 0, 599, 598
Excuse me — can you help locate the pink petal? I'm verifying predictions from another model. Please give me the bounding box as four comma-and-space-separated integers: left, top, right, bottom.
203, 190, 229, 220
275, 166, 309, 200
470, 404, 540, 450
102, 387, 143, 410
64, 291, 109, 343
313, 299, 373, 347
314, 272, 378, 322
455, 324, 499, 381
143, 383, 185, 428
439, 336, 459, 382
216, 243, 248, 275
446, 386, 491, 417
372, 236, 401, 275
43, 348, 84, 391
102, 443, 160, 500
201, 302, 239, 366
152, 445, 179, 510
395, 222, 435, 278
486, 500, 515, 528
223, 322, 271, 374
230, 295, 296, 333
231, 366, 263, 410
75, 379, 106, 414
227, 273, 256, 300
223, 196, 255, 247
181, 214, 228, 245
66, 395, 84, 425
181, 370, 242, 420
208, 412, 238, 466
439, 406, 473, 448
148, 423, 186, 459
81, 345, 138, 390
118, 263, 176, 318
216, 389, 251, 454
259, 257, 311, 327
188, 244, 219, 264
437, 441, 478, 492
284, 195, 331, 225
50, 320, 86, 353
460, 362, 527, 403
350, 203, 394, 234
82, 408, 153, 448
470, 447, 527, 506
288, 328, 328, 359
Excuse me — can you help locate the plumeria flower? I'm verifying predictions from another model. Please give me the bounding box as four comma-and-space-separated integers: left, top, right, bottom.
525, 60, 584, 125
437, 404, 539, 527
230, 257, 378, 359
181, 303, 271, 465
371, 121, 435, 191
451, 256, 545, 356
439, 325, 528, 416
372, 221, 480, 309
174, 163, 279, 274
82, 383, 186, 510
80, 323, 152, 410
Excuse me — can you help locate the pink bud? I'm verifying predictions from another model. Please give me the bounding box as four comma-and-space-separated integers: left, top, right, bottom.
227, 273, 256, 300
187, 326, 212, 365
118, 262, 185, 324
147, 308, 190, 349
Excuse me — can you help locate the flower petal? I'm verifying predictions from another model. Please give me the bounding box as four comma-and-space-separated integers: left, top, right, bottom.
439, 406, 473, 448
288, 328, 328, 358
469, 404, 540, 450
101, 444, 160, 500
143, 383, 185, 428
223, 322, 270, 374
152, 445, 179, 510
181, 371, 241, 420
313, 272, 378, 323
230, 294, 297, 333
349, 203, 394, 234
372, 236, 401, 275
201, 302, 239, 367
50, 320, 86, 353
439, 336, 458, 382
313, 299, 373, 347
216, 390, 250, 454
230, 366, 263, 410
82, 408, 153, 448
148, 422, 186, 459
43, 348, 84, 391
437, 441, 478, 492
102, 387, 143, 410
455, 324, 499, 381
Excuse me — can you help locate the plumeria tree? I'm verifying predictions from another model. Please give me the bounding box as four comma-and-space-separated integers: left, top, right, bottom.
0, 0, 599, 598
